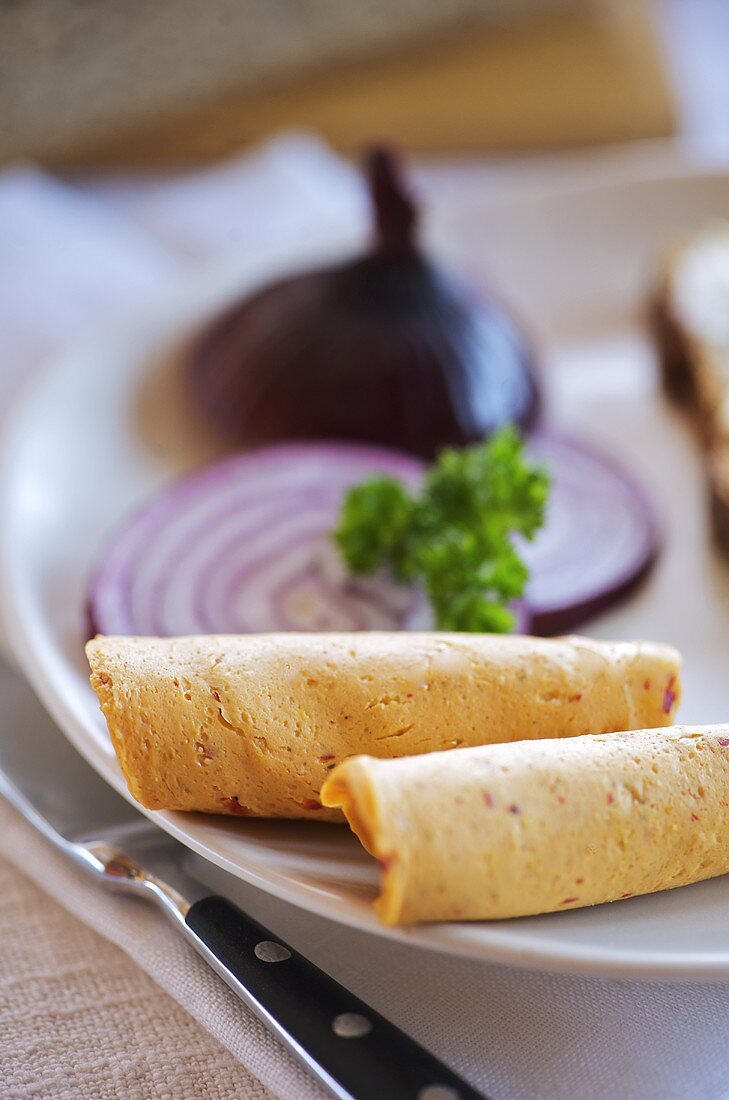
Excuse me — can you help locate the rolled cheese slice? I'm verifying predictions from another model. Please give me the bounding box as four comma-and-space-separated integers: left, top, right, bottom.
321, 725, 729, 924
86, 632, 681, 820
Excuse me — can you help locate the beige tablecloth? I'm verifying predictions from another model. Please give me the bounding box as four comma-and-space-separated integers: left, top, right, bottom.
0, 852, 272, 1100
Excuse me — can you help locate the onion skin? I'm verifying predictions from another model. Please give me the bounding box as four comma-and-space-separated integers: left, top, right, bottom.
188, 147, 541, 461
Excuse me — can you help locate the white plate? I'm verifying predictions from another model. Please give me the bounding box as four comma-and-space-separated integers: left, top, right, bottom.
4, 155, 729, 978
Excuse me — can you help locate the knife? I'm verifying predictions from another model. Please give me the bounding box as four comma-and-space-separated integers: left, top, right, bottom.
0, 689, 486, 1100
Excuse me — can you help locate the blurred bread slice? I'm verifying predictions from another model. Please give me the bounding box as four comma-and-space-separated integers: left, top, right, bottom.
654, 223, 729, 555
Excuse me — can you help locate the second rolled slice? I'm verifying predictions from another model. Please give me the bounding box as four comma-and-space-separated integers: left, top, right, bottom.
322, 725, 729, 924
87, 632, 681, 819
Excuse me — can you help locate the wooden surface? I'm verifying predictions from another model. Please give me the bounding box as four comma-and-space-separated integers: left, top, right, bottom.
11, 2, 674, 167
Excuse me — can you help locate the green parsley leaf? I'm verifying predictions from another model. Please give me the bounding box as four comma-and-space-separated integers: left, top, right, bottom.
333, 426, 549, 633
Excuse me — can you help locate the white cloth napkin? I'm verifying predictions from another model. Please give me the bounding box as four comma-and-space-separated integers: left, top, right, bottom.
0, 135, 366, 403
3, 133, 729, 1100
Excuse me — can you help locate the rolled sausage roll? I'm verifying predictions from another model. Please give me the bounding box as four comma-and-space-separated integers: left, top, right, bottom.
321, 725, 729, 924
87, 632, 681, 820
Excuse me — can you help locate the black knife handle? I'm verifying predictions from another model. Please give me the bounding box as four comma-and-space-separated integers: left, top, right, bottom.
186, 895, 486, 1100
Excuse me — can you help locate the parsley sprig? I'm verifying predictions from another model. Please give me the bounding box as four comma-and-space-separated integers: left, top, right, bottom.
334, 427, 549, 632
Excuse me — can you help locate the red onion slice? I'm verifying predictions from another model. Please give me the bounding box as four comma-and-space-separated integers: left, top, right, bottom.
87, 436, 657, 639
521, 434, 658, 635
88, 444, 427, 637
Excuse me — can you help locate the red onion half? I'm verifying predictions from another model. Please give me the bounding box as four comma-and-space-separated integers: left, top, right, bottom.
188, 148, 540, 460
87, 437, 657, 639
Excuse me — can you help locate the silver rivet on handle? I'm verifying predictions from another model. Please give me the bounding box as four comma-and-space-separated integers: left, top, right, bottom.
417, 1086, 461, 1100
332, 1012, 372, 1038
254, 940, 291, 963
